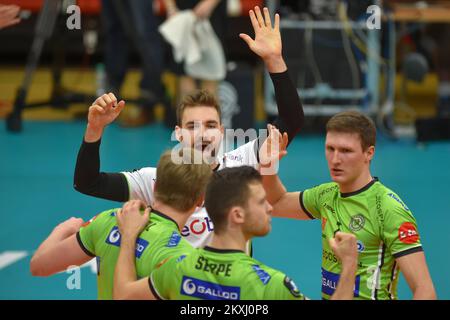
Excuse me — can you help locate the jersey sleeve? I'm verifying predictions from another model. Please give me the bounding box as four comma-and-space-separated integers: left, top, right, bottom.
299, 185, 324, 220
121, 167, 156, 204
77, 208, 118, 257
264, 272, 306, 300
382, 193, 423, 259
148, 256, 179, 300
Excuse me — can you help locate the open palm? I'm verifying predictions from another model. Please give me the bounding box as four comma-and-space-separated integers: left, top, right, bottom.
239, 7, 282, 61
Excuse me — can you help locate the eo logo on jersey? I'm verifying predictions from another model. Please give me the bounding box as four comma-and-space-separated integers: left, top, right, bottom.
398, 222, 419, 244
181, 276, 240, 300
181, 217, 214, 237
105, 226, 149, 258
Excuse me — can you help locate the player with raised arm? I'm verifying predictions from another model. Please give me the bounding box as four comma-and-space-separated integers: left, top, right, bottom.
73, 7, 304, 249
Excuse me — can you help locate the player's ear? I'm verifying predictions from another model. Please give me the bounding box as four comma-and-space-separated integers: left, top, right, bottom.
229, 206, 245, 225
366, 146, 375, 163
175, 125, 183, 142
196, 194, 205, 208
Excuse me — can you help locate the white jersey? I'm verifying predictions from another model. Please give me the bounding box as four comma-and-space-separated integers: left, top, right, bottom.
122, 140, 259, 248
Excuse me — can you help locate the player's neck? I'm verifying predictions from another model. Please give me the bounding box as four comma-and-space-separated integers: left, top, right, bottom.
209, 230, 247, 253
338, 171, 373, 194
152, 201, 194, 231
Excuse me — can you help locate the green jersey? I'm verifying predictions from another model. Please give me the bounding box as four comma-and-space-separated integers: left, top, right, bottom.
77, 209, 194, 300
149, 246, 306, 300
300, 178, 422, 300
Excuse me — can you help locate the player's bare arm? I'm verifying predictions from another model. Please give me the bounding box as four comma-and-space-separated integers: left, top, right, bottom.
396, 251, 437, 299
30, 217, 92, 276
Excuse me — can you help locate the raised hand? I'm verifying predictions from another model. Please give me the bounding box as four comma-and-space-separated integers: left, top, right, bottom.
239, 7, 285, 72
259, 124, 288, 175
88, 93, 125, 130
116, 200, 150, 240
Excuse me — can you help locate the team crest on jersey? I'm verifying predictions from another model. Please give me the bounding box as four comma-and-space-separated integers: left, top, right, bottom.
349, 214, 365, 232
398, 222, 419, 244
252, 265, 271, 285
283, 276, 301, 298
180, 276, 240, 300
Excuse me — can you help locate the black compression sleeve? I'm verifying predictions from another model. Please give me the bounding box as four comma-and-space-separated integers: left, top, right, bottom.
73, 139, 129, 202
269, 70, 304, 146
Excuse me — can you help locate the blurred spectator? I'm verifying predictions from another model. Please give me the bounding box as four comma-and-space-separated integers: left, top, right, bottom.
162, 0, 227, 126
101, 0, 168, 127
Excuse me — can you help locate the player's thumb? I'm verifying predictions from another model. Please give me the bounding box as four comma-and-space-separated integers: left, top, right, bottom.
239, 33, 253, 47
329, 238, 337, 252
115, 100, 125, 114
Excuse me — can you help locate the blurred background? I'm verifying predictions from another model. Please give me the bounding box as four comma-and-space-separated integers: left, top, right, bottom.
0, 0, 449, 299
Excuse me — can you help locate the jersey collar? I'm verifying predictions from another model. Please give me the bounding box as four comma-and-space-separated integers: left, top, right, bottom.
151, 210, 179, 229
340, 177, 379, 198
204, 246, 245, 254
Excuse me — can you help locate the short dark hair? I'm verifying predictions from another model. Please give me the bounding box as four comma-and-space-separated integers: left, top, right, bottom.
204, 166, 262, 235
176, 89, 221, 125
326, 111, 376, 150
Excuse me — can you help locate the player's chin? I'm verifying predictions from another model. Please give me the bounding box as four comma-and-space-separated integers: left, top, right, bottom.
257, 225, 271, 237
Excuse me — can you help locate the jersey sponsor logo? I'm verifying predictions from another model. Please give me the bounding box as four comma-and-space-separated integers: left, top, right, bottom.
106, 227, 121, 245
398, 222, 419, 244
166, 231, 182, 247
176, 255, 187, 263
105, 227, 149, 258
322, 250, 338, 264
357, 240, 365, 253
387, 193, 410, 211
349, 214, 366, 232
224, 154, 243, 163
318, 186, 338, 199
322, 268, 360, 297
252, 265, 271, 285
181, 217, 214, 237
283, 276, 301, 298
322, 203, 336, 216
180, 276, 240, 300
